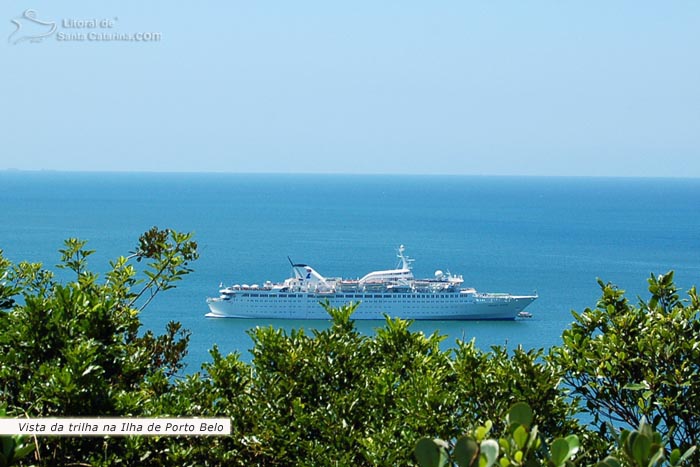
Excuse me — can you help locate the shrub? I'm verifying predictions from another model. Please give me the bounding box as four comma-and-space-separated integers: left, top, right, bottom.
549, 272, 700, 462
414, 402, 696, 467
0, 228, 197, 465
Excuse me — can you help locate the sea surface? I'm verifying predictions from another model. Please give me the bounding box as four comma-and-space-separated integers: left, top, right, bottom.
1, 172, 699, 372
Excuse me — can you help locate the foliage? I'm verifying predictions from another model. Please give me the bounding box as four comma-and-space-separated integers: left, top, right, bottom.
0, 228, 197, 465
549, 272, 700, 462
452, 342, 580, 442
2, 232, 699, 466
414, 403, 696, 467
116, 302, 576, 467
610, 417, 697, 467
0, 405, 34, 467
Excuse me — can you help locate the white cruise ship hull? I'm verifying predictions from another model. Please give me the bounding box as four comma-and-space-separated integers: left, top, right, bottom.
205, 291, 536, 321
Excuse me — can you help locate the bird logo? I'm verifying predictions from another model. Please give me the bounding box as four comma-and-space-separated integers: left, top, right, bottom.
8, 9, 57, 45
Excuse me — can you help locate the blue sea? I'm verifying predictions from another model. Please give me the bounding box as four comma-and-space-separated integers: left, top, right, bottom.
1, 172, 699, 372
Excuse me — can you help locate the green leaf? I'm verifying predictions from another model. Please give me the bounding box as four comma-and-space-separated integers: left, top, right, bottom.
454, 436, 479, 467
10, 441, 33, 462
514, 450, 523, 463
564, 435, 579, 458
479, 439, 499, 467
632, 433, 651, 466
513, 425, 528, 450
550, 438, 571, 466
594, 459, 621, 467
415, 438, 448, 467
507, 402, 533, 428
475, 421, 493, 442
670, 448, 681, 465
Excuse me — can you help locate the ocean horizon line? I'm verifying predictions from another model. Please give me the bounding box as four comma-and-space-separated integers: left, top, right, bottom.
2, 168, 699, 182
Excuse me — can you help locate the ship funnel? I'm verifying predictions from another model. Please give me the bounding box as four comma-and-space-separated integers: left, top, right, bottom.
291, 263, 330, 289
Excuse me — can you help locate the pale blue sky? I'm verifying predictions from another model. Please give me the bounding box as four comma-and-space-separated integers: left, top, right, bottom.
2, 1, 699, 176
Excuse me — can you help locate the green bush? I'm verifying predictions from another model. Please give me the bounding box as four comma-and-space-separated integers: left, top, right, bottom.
414, 402, 696, 467
125, 303, 577, 466
549, 272, 700, 462
2, 233, 698, 466
0, 228, 197, 465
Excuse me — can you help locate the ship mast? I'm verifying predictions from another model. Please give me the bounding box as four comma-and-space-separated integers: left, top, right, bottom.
396, 245, 414, 271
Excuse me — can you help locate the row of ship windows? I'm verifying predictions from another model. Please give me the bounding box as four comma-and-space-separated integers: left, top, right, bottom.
242, 303, 461, 309
238, 293, 462, 299
241, 293, 459, 299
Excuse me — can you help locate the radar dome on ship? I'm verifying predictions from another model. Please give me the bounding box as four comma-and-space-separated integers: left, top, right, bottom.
434, 270, 444, 279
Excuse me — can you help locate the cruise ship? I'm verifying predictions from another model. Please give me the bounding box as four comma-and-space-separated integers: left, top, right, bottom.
206, 246, 537, 320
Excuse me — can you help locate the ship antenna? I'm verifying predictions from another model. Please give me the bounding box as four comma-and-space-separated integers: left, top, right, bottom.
288, 256, 300, 278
